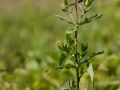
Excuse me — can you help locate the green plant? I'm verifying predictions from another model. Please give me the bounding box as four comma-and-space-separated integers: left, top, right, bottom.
54, 0, 104, 90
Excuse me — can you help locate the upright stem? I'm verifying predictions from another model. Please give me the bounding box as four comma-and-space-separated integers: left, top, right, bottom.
74, 0, 80, 90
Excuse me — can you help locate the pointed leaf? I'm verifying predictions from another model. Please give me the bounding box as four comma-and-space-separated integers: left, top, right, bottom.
79, 16, 92, 25
81, 43, 88, 52
93, 14, 102, 19
84, 0, 93, 7
93, 50, 104, 56
53, 15, 73, 24
79, 57, 90, 65
87, 63, 94, 83
59, 53, 68, 66
57, 42, 69, 53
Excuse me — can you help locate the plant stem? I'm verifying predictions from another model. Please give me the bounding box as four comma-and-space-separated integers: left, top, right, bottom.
74, 0, 80, 90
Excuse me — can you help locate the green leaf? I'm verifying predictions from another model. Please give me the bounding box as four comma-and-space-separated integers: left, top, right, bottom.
64, 64, 76, 69
57, 42, 68, 53
79, 50, 104, 66
93, 14, 102, 19
79, 16, 92, 25
79, 13, 102, 25
59, 52, 68, 66
57, 63, 76, 69
65, 28, 76, 35
87, 63, 94, 83
61, 0, 69, 12
81, 51, 88, 57
81, 43, 88, 52
84, 7, 92, 13
65, 33, 74, 45
53, 15, 73, 24
84, 0, 93, 7
92, 50, 104, 57
79, 57, 90, 65
60, 79, 76, 90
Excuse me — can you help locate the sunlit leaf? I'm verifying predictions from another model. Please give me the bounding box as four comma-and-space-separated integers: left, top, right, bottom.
84, 0, 93, 7
87, 63, 94, 83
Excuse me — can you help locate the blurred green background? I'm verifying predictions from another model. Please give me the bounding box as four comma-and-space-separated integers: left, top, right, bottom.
0, 0, 120, 90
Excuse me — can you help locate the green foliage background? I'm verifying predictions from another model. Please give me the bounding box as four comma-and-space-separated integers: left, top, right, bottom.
0, 0, 120, 90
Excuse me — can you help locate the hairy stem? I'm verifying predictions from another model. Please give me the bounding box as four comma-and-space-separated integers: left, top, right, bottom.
74, 0, 80, 90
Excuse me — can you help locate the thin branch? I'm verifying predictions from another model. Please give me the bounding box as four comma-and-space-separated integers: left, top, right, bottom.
68, 13, 76, 24
52, 14, 74, 24
74, 0, 80, 90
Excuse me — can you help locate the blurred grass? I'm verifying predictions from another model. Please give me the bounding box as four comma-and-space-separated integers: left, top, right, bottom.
0, 0, 120, 90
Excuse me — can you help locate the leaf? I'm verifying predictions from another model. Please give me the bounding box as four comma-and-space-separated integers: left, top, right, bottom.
60, 79, 76, 90
81, 51, 88, 57
57, 42, 68, 53
79, 50, 104, 65
65, 33, 74, 45
79, 16, 92, 25
61, 0, 69, 12
59, 52, 68, 66
64, 64, 76, 69
79, 13, 102, 25
65, 28, 76, 35
84, 0, 93, 7
87, 63, 94, 83
79, 57, 90, 65
92, 50, 104, 57
81, 43, 88, 52
57, 63, 76, 69
93, 14, 102, 19
53, 15, 73, 24
84, 7, 92, 13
